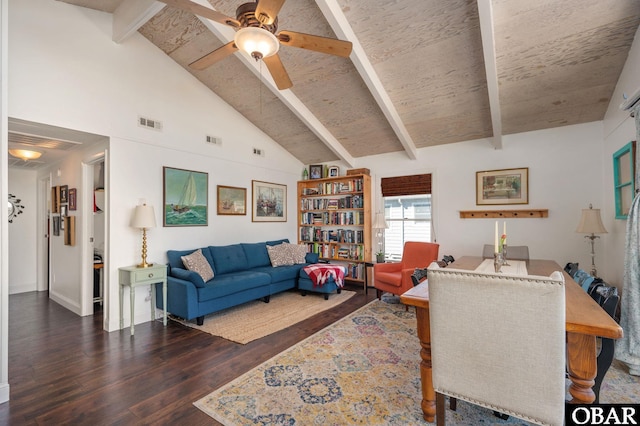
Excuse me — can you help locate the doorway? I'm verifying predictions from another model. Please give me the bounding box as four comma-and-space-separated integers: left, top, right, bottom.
81, 157, 106, 318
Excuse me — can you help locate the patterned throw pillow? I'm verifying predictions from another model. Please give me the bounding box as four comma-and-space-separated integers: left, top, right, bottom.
181, 249, 214, 282
267, 243, 294, 267
288, 243, 308, 264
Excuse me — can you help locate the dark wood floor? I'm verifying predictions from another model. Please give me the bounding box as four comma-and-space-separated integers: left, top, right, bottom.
0, 285, 376, 425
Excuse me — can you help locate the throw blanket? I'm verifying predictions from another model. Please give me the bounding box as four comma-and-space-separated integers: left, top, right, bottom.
303, 264, 345, 288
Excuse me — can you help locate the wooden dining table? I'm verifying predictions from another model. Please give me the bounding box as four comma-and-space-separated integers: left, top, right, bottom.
400, 256, 624, 423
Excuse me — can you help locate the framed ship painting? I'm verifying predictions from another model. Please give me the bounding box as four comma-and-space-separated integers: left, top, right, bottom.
217, 185, 246, 215
252, 180, 286, 222
163, 167, 208, 227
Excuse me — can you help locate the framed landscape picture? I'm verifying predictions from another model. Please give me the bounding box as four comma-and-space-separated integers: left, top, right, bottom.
163, 166, 208, 227
476, 167, 528, 205
217, 185, 246, 215
252, 180, 286, 222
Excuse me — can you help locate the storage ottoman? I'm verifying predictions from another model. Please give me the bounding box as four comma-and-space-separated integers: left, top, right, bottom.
298, 266, 344, 300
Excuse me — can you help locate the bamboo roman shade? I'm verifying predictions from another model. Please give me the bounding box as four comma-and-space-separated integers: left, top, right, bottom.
381, 174, 432, 197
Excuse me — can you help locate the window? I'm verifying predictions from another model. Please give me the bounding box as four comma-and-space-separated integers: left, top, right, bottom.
613, 141, 636, 219
380, 174, 432, 261
383, 195, 432, 261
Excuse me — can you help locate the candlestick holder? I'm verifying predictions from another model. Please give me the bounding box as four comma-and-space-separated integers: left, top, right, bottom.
502, 244, 510, 266
494, 252, 504, 273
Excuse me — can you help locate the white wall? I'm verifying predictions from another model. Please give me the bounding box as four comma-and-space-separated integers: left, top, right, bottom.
355, 122, 609, 280
9, 0, 304, 330
602, 24, 640, 290
7, 168, 37, 294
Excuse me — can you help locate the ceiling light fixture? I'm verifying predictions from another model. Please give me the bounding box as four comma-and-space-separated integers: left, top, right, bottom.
234, 27, 279, 61
9, 149, 42, 161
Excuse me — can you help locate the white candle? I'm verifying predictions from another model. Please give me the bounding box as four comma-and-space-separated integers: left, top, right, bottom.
495, 221, 498, 253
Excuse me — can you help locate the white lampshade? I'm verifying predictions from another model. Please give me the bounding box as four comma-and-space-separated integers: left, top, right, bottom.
372, 212, 388, 230
234, 27, 279, 60
576, 205, 607, 234
131, 204, 156, 229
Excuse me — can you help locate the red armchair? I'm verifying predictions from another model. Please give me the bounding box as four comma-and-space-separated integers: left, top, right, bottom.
373, 241, 439, 299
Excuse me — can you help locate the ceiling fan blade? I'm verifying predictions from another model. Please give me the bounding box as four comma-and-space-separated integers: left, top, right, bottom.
156, 0, 240, 28
254, 0, 286, 26
189, 41, 238, 70
277, 30, 352, 58
263, 54, 293, 90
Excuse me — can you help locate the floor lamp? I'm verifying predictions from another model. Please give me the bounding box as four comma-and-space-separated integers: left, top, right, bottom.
372, 212, 388, 262
576, 204, 607, 277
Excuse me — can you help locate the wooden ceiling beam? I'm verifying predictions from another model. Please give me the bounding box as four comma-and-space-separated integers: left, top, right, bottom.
315, 0, 419, 160
112, 0, 165, 44
477, 0, 503, 150
167, 0, 356, 167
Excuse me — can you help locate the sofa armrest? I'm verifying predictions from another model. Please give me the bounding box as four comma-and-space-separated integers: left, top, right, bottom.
374, 262, 401, 273
170, 267, 206, 288
159, 275, 200, 320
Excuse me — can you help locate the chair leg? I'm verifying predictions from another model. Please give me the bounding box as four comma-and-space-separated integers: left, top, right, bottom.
436, 392, 446, 425
376, 289, 382, 299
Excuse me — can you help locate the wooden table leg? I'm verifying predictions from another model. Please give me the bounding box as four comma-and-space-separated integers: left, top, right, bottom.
566, 332, 597, 404
415, 307, 436, 422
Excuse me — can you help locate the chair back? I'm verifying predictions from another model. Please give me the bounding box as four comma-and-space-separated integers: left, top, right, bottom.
401, 241, 439, 269
482, 244, 530, 260
427, 263, 565, 426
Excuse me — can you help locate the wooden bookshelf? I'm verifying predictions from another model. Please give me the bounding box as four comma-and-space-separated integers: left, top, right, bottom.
298, 174, 371, 283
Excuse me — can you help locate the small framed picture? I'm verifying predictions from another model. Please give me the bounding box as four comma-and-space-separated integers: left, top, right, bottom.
68, 188, 77, 211
61, 205, 68, 217
217, 185, 246, 215
60, 185, 68, 203
328, 166, 340, 177
52, 216, 60, 236
476, 167, 528, 205
309, 165, 323, 180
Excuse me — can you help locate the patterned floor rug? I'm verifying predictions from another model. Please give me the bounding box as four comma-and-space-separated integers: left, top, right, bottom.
195, 299, 640, 425
170, 289, 355, 344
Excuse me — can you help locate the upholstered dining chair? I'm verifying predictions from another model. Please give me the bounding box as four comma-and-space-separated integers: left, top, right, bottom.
427, 263, 566, 426
373, 241, 439, 299
481, 244, 530, 260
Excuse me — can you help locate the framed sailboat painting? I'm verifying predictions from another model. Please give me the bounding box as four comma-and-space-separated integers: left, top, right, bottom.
163, 167, 208, 227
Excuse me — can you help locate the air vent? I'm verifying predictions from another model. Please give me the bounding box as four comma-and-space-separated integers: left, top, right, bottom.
138, 116, 162, 131
253, 147, 265, 157
206, 135, 222, 145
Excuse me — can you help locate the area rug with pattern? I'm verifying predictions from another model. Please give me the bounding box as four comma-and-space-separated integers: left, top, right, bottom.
194, 299, 640, 425
170, 289, 355, 344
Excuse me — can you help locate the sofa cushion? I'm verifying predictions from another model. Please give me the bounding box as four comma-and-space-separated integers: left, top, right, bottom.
241, 242, 271, 269
167, 247, 213, 270
254, 264, 302, 282
267, 238, 290, 246
181, 249, 214, 282
210, 244, 249, 275
288, 243, 308, 264
267, 243, 294, 267
197, 271, 271, 301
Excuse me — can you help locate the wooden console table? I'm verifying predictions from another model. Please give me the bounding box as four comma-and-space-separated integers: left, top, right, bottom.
400, 256, 623, 422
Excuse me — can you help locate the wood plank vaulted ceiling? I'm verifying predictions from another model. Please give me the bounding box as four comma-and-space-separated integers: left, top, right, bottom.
57, 0, 640, 167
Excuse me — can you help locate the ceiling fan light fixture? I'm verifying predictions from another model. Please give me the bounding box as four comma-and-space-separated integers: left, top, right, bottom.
9, 149, 42, 161
234, 27, 279, 61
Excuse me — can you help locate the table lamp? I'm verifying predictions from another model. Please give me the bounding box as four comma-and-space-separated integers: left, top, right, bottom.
575, 204, 607, 277
131, 203, 156, 268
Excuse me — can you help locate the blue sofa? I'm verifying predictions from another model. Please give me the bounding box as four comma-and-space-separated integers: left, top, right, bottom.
156, 239, 319, 325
